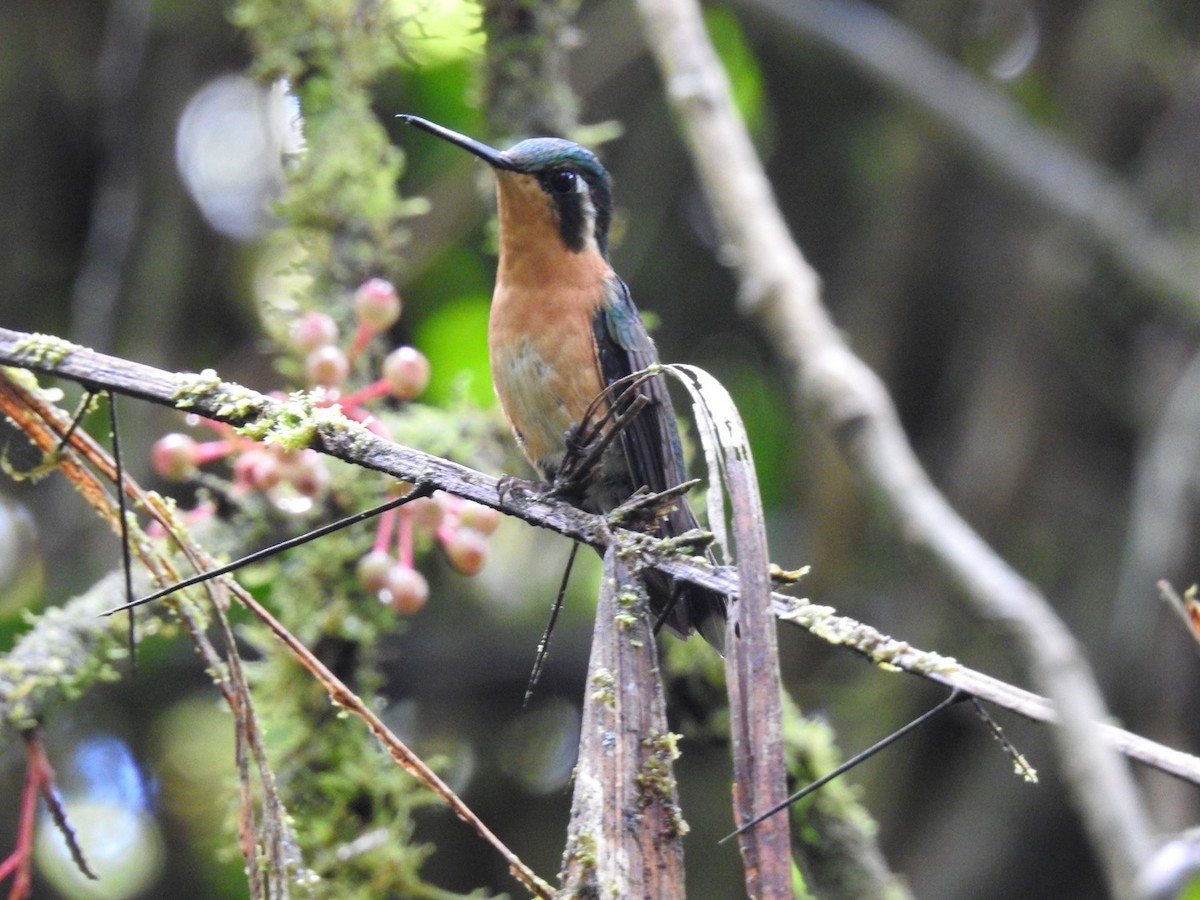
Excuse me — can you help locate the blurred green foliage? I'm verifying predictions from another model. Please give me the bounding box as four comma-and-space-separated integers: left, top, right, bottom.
415, 292, 495, 410
704, 6, 768, 137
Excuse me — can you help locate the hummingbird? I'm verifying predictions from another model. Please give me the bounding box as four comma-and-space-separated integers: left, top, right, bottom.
399, 115, 726, 649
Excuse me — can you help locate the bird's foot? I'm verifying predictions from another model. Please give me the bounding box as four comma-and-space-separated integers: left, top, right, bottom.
555, 395, 654, 502
497, 469, 591, 510
606, 479, 704, 532
551, 426, 604, 502
497, 474, 552, 506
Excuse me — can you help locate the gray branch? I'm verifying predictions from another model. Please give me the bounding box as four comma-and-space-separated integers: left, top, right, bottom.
1, 329, 1197, 793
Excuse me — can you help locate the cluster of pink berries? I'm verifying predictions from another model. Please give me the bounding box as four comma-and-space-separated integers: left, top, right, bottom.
151, 428, 332, 499
292, 277, 431, 409
148, 277, 498, 615
356, 489, 501, 613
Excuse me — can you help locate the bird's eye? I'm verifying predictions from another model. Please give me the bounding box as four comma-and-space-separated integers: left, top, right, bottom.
545, 168, 578, 194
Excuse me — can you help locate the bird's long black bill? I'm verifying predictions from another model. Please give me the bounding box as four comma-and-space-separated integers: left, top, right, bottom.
397, 115, 516, 171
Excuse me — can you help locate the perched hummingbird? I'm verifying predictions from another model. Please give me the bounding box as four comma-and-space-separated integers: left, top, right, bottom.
399, 115, 726, 649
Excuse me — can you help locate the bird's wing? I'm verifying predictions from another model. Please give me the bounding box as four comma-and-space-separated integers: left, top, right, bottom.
595, 277, 726, 649
594, 276, 691, 505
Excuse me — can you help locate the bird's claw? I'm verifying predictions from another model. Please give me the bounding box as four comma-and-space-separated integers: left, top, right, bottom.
606, 479, 702, 531
497, 474, 551, 505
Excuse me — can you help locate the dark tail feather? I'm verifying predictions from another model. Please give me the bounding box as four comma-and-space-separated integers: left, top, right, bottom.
646, 495, 728, 651
679, 580, 727, 653
645, 568, 727, 653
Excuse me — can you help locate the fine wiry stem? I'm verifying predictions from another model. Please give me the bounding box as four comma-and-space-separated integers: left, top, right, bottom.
100, 489, 430, 615
524, 541, 580, 706
106, 394, 137, 669
722, 689, 968, 843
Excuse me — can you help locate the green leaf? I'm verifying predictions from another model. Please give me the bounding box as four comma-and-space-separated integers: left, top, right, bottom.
415, 292, 495, 408
703, 7, 767, 136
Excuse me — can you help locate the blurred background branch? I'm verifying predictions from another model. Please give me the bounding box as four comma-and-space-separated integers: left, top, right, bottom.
635, 0, 1156, 894
738, 0, 1200, 321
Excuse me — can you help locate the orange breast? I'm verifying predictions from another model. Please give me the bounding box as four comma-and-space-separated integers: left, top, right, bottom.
489, 171, 612, 476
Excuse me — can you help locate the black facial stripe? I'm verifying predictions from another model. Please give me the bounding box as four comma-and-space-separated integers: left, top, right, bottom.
538, 169, 587, 252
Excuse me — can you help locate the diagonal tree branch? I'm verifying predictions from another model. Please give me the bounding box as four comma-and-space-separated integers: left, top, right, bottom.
631, 0, 1156, 896
2, 329, 1198, 795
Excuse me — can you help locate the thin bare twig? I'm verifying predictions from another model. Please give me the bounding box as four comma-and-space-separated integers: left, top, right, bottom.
0, 369, 297, 897
217, 559, 555, 898
723, 689, 968, 843
0, 729, 97, 899
631, 0, 1155, 895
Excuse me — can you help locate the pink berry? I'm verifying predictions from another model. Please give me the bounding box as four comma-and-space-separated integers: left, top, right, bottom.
357, 550, 393, 593
232, 450, 257, 488
385, 565, 429, 614
305, 345, 350, 388
151, 433, 198, 480
457, 501, 502, 536
288, 453, 330, 498
443, 527, 488, 576
250, 451, 283, 490
269, 445, 302, 466
290, 311, 339, 354
231, 448, 280, 490
354, 278, 401, 332
382, 346, 430, 400
405, 496, 443, 532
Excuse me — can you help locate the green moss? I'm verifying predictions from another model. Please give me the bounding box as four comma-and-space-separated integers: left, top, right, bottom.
614, 613, 639, 633
0, 574, 138, 735
10, 333, 78, 367
561, 828, 599, 897
229, 0, 428, 303
567, 829, 596, 867
589, 668, 616, 708
615, 584, 639, 608
780, 691, 914, 898
171, 369, 224, 408
778, 595, 960, 675
636, 731, 688, 838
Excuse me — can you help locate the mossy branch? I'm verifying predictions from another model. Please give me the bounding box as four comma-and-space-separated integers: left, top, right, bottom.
560, 549, 685, 896
482, 0, 581, 138
0, 357, 553, 899
2, 328, 1199, 793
